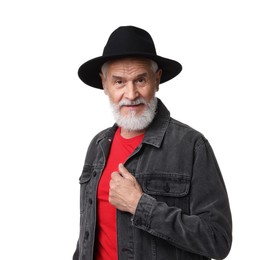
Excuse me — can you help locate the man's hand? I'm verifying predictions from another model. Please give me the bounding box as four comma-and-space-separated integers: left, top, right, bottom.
109, 163, 143, 214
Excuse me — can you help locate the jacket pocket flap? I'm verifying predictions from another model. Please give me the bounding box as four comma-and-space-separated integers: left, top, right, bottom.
141, 173, 190, 197
79, 165, 94, 184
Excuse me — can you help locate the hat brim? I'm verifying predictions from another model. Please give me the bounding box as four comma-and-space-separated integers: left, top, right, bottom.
78, 53, 182, 89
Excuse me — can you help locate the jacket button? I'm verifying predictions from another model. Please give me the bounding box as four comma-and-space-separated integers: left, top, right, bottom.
163, 183, 170, 193
135, 218, 142, 226
88, 198, 93, 204
93, 171, 97, 177
84, 231, 89, 240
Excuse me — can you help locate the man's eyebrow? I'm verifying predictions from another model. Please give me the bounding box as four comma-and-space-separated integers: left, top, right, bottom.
111, 73, 148, 79
111, 75, 123, 80
135, 73, 148, 78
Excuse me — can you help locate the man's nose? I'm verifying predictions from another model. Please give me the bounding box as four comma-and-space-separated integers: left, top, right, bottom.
124, 82, 139, 100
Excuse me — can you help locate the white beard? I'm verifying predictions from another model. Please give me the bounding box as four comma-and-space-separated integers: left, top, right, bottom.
109, 97, 158, 131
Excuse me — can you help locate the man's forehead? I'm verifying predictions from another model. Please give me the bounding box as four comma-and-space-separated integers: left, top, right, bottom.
107, 58, 152, 76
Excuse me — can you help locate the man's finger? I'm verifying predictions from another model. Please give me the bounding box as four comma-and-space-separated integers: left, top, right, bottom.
111, 171, 123, 179
118, 163, 132, 178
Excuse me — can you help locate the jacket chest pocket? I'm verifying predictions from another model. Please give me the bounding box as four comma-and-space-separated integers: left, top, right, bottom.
139, 172, 191, 213
79, 165, 94, 214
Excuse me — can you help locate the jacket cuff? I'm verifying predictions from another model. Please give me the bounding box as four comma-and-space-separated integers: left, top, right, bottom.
131, 193, 156, 230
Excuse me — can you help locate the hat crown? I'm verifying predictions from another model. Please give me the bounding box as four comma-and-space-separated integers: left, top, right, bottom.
78, 25, 182, 89
103, 26, 157, 57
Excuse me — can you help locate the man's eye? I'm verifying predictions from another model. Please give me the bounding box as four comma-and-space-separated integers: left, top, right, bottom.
136, 78, 146, 84
116, 80, 122, 84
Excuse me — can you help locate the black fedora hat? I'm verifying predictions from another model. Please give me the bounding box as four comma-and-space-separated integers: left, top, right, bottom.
78, 26, 182, 89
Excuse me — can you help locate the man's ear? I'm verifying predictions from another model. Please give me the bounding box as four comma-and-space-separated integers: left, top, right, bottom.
99, 73, 108, 95
156, 69, 162, 91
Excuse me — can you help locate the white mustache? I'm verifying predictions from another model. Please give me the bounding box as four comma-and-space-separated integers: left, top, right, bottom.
118, 98, 146, 108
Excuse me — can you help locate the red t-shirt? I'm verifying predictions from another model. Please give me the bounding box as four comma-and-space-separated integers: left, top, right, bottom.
94, 128, 144, 260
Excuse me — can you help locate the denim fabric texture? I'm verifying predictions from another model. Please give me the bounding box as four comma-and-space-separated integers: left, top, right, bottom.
73, 99, 232, 260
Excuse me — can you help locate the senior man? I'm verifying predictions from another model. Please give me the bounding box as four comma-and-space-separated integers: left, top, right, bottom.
73, 26, 232, 260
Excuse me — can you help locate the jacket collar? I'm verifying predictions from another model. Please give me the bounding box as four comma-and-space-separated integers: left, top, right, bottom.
97, 98, 170, 148
142, 98, 170, 148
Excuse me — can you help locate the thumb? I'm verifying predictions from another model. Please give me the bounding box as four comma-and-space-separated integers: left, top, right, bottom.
118, 163, 132, 178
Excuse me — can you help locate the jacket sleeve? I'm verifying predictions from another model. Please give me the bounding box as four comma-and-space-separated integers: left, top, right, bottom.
131, 139, 232, 259
72, 240, 79, 260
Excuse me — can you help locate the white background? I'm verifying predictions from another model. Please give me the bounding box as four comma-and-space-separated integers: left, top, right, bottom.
0, 0, 278, 259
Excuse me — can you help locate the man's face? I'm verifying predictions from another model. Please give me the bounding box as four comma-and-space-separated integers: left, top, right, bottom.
101, 58, 162, 131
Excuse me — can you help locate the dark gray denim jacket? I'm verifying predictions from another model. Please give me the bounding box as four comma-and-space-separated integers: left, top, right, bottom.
73, 99, 232, 260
